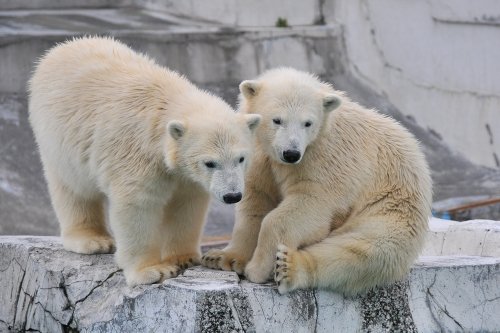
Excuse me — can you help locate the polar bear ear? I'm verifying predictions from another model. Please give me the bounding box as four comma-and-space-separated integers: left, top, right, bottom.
323, 94, 341, 113
239, 80, 261, 99
243, 114, 262, 132
167, 120, 186, 140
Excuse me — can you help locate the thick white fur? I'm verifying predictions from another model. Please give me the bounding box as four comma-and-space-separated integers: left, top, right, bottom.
28, 37, 260, 286
202, 68, 432, 295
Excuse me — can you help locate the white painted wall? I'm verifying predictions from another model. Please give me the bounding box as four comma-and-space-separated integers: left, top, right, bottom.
328, 0, 500, 168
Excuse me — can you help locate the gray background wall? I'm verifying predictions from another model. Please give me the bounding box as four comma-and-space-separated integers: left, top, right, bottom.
1, 0, 499, 236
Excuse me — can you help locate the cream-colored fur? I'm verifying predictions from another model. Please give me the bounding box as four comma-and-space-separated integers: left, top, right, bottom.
202, 68, 432, 295
29, 37, 260, 286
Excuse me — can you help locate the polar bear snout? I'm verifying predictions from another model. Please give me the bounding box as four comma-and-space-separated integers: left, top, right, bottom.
209, 167, 246, 204
222, 192, 242, 204
282, 149, 301, 164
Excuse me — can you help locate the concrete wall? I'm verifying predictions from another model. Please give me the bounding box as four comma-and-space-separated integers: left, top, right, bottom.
142, 0, 323, 26
3, 0, 324, 27
329, 0, 500, 168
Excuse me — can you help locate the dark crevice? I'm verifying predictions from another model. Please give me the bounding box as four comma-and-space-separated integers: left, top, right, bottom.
11, 256, 28, 329
312, 290, 319, 331
33, 301, 70, 330
493, 152, 499, 168
66, 269, 120, 329
485, 123, 494, 144
426, 274, 464, 331
315, 0, 326, 25
427, 290, 464, 330
73, 270, 121, 307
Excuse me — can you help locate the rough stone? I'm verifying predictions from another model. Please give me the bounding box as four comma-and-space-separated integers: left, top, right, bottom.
424, 217, 500, 256
1, 235, 499, 332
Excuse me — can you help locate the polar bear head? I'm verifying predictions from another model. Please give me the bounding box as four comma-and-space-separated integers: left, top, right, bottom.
164, 94, 261, 204
238, 68, 341, 165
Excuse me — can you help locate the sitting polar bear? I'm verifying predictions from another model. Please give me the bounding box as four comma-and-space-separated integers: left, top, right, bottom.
202, 67, 432, 295
28, 37, 261, 286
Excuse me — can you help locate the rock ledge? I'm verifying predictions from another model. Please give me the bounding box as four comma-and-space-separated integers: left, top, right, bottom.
0, 236, 499, 332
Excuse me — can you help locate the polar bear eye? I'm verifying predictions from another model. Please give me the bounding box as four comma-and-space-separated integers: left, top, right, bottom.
304, 121, 312, 128
239, 157, 245, 163
273, 118, 282, 125
204, 161, 216, 169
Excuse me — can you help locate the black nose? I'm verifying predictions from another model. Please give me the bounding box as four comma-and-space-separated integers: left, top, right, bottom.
282, 150, 301, 163
223, 192, 242, 204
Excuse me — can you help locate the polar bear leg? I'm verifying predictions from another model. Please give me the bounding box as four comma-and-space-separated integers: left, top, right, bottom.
275, 216, 419, 295
108, 197, 172, 285
160, 185, 210, 270
244, 192, 334, 283
46, 171, 114, 254
275, 233, 374, 295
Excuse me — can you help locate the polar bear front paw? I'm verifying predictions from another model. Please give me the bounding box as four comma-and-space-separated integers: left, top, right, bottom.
201, 249, 248, 274
275, 244, 299, 294
125, 263, 180, 286
165, 253, 200, 270
62, 235, 116, 254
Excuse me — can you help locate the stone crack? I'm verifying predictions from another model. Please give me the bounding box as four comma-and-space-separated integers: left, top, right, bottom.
66, 269, 120, 329
426, 273, 464, 331
73, 270, 120, 306
33, 301, 70, 329
312, 290, 319, 332
359, 0, 403, 73
11, 257, 27, 329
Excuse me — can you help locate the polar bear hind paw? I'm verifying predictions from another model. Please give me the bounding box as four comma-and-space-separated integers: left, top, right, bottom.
275, 244, 299, 294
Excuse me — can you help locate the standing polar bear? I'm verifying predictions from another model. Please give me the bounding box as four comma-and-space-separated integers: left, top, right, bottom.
29, 37, 261, 286
202, 68, 432, 295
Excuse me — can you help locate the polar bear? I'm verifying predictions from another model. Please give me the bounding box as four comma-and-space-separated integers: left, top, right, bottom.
202, 68, 432, 295
28, 37, 261, 286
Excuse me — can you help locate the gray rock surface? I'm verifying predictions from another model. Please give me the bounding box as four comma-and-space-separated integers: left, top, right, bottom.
1, 236, 499, 332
